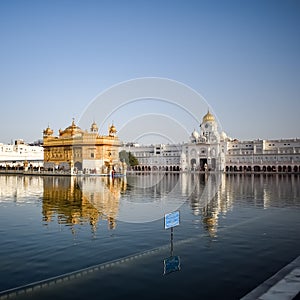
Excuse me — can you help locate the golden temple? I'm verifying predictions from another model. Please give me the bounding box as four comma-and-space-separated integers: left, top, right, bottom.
43, 120, 125, 175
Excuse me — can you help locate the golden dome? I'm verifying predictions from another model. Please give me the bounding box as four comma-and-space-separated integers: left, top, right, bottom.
59, 119, 84, 137
90, 121, 98, 133
43, 125, 53, 136
109, 124, 117, 137
109, 124, 117, 133
202, 110, 215, 123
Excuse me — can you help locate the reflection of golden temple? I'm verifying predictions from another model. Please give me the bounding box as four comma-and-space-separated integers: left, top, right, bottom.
201, 203, 219, 238
43, 120, 125, 175
42, 176, 126, 232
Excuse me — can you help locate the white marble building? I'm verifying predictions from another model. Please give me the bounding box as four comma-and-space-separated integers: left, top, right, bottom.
123, 143, 183, 171
122, 111, 227, 172
225, 138, 300, 172
0, 139, 43, 169
122, 111, 300, 173
185, 111, 227, 171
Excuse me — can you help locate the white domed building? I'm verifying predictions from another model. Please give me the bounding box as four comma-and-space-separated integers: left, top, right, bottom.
122, 110, 227, 172
122, 109, 300, 174
185, 111, 226, 171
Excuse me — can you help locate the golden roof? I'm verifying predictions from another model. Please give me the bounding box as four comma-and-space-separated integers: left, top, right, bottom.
43, 126, 53, 136
202, 110, 215, 123
59, 119, 84, 137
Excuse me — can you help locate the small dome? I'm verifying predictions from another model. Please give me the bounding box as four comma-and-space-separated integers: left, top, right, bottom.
43, 125, 53, 136
91, 121, 98, 133
109, 124, 117, 136
192, 129, 199, 139
110, 124, 116, 132
220, 131, 227, 140
202, 110, 215, 123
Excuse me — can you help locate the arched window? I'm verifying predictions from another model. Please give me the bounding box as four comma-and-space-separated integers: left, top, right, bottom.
254, 165, 260, 172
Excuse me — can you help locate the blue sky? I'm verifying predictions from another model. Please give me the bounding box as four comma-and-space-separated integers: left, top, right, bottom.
0, 0, 299, 144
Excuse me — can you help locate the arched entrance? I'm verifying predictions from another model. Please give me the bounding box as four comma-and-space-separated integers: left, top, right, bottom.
254, 165, 260, 172
191, 158, 196, 170
74, 161, 82, 171
200, 158, 208, 170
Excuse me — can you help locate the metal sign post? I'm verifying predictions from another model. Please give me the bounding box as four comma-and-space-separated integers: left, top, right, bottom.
163, 211, 181, 275
170, 226, 174, 257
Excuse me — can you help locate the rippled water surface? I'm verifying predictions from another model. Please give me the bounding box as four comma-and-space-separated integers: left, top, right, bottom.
0, 173, 299, 299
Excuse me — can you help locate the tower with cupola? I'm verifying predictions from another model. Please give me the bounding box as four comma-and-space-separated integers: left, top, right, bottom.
186, 110, 226, 171
200, 110, 220, 143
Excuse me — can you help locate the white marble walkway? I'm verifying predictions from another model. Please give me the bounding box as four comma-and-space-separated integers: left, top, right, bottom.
241, 256, 300, 300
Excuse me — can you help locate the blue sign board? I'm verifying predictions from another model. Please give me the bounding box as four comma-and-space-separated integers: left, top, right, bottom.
163, 256, 181, 275
164, 211, 180, 229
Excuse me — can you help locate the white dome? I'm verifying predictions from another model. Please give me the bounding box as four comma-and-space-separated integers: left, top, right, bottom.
220, 131, 227, 140
192, 129, 199, 139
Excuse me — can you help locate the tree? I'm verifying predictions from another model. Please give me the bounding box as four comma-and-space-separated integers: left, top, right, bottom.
129, 152, 139, 166
119, 150, 129, 165
119, 150, 139, 166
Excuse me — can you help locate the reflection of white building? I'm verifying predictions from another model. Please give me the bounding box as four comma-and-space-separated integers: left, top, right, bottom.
0, 140, 43, 168
122, 111, 300, 173
0, 175, 43, 201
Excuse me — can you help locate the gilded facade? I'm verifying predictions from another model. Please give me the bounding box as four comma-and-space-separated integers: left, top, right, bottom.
43, 120, 123, 175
